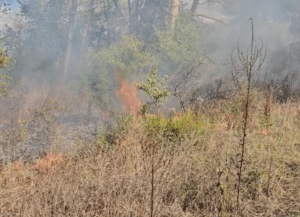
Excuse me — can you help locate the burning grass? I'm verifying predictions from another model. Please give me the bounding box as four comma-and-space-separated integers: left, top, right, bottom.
1, 88, 300, 216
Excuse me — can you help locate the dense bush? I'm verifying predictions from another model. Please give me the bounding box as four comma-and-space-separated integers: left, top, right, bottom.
144, 108, 205, 144
96, 113, 134, 148
0, 48, 9, 68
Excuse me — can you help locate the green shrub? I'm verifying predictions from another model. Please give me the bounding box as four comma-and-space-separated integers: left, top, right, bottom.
156, 12, 202, 67
0, 48, 9, 68
99, 34, 156, 79
0, 73, 11, 95
136, 67, 171, 115
97, 128, 118, 148
171, 108, 203, 136
96, 113, 134, 147
0, 48, 12, 96
144, 108, 204, 143
96, 108, 205, 148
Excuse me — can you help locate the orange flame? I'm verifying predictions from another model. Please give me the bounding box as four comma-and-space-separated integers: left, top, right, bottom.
114, 70, 142, 117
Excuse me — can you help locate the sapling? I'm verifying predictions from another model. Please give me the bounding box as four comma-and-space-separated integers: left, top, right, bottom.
136, 67, 171, 217
136, 67, 171, 116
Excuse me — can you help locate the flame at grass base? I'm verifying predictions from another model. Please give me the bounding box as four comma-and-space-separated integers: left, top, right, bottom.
114, 70, 142, 117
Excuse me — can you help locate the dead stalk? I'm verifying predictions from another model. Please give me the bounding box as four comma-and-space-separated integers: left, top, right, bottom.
231, 18, 267, 212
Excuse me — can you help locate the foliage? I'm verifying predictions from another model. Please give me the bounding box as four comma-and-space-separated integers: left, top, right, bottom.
78, 53, 111, 110
144, 108, 204, 143
19, 0, 67, 56
156, 12, 202, 68
85, 34, 157, 112
170, 108, 204, 136
0, 73, 11, 95
127, 0, 172, 42
136, 67, 171, 115
87, 13, 203, 114
96, 113, 134, 147
96, 127, 118, 148
96, 107, 205, 147
139, 103, 152, 116
99, 34, 156, 79
0, 48, 9, 68
0, 48, 12, 95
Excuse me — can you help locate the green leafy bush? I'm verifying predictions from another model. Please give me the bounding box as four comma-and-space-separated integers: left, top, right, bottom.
144, 108, 204, 143
99, 34, 156, 79
96, 113, 134, 147
0, 73, 11, 95
0, 48, 16, 96
156, 12, 202, 68
0, 48, 9, 68
136, 67, 171, 115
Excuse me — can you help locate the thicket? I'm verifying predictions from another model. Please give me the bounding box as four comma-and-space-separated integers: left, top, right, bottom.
80, 11, 202, 114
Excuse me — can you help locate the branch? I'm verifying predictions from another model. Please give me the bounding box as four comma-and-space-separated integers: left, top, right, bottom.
112, 0, 129, 25
0, 33, 15, 41
195, 14, 223, 23
191, 0, 200, 14
198, 0, 235, 15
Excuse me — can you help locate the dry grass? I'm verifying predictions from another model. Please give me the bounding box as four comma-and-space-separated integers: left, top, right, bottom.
0, 87, 300, 216
0, 80, 107, 164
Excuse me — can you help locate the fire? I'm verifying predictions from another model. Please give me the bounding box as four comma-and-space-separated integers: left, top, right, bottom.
114, 70, 142, 117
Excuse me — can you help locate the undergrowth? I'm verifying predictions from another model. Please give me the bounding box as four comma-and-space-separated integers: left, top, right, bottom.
1, 88, 300, 216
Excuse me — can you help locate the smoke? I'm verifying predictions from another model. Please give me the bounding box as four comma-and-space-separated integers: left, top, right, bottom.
1, 0, 300, 113
187, 0, 299, 91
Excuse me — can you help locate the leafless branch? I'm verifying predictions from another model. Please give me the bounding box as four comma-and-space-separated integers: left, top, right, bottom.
195, 14, 223, 23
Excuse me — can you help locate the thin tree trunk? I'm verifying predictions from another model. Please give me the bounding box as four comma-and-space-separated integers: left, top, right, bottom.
191, 0, 199, 14
80, 0, 95, 117
131, 0, 139, 34
62, 0, 77, 82
104, 0, 113, 46
135, 0, 139, 20
171, 0, 180, 29
79, 0, 95, 70
128, 0, 131, 31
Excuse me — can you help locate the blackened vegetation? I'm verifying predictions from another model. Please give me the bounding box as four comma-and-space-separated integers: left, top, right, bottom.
170, 61, 203, 113
273, 73, 298, 103
89, 79, 108, 111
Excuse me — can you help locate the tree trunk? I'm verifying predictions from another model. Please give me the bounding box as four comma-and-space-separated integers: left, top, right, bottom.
135, 0, 139, 21
105, 0, 112, 46
191, 0, 200, 14
79, 0, 95, 70
80, 0, 95, 117
128, 0, 131, 31
172, 0, 180, 29
62, 0, 77, 83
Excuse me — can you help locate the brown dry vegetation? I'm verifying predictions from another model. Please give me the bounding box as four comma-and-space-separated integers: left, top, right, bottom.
0, 84, 300, 217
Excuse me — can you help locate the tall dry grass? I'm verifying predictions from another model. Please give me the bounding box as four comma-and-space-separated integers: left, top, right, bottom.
0, 79, 108, 165
0, 86, 300, 216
